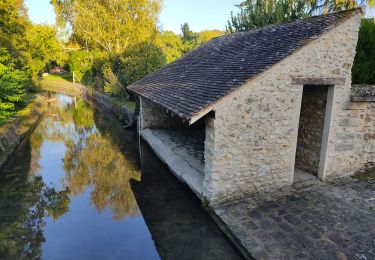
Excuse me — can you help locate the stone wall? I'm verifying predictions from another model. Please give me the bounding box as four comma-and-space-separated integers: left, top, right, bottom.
295, 86, 328, 175
140, 97, 186, 129
203, 13, 363, 204
0, 98, 45, 168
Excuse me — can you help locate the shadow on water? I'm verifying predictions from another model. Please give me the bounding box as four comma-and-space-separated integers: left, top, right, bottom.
0, 92, 243, 260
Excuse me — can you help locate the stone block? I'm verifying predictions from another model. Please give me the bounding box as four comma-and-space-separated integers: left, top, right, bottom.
342, 102, 368, 110
335, 144, 354, 151
364, 133, 375, 140
339, 118, 362, 126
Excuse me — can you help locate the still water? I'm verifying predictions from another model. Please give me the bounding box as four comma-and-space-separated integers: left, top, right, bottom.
0, 93, 242, 260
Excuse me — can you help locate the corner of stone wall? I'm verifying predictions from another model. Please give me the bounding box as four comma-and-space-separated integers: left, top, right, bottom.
139, 97, 187, 129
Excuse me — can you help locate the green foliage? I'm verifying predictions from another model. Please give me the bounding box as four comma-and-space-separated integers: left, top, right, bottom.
227, 0, 373, 33
0, 49, 28, 120
198, 30, 225, 43
157, 28, 224, 64
0, 1, 30, 118
352, 19, 375, 84
67, 50, 108, 89
157, 31, 185, 63
51, 0, 162, 54
227, 0, 309, 32
180, 22, 199, 53
25, 24, 65, 75
114, 42, 166, 87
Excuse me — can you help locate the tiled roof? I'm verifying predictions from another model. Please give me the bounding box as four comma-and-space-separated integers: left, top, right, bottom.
128, 9, 361, 122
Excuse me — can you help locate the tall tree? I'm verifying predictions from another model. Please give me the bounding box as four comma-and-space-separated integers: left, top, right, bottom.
25, 24, 65, 75
227, 0, 374, 33
180, 22, 199, 53
51, 0, 162, 53
157, 30, 184, 63
0, 0, 30, 120
352, 18, 375, 84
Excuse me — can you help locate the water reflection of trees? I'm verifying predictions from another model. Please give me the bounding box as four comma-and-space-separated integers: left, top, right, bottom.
41, 93, 141, 220
0, 145, 70, 259
0, 93, 141, 259
63, 133, 141, 219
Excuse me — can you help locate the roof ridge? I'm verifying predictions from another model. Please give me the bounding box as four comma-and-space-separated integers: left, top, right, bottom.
219, 7, 362, 40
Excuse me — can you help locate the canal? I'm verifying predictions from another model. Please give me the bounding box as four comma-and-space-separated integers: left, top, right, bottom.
0, 92, 243, 260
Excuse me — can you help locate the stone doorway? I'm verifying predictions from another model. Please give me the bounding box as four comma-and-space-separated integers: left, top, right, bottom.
294, 85, 329, 182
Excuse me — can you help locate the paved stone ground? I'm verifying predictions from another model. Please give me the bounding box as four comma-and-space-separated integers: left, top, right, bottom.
141, 127, 206, 197
214, 177, 375, 259
151, 127, 205, 172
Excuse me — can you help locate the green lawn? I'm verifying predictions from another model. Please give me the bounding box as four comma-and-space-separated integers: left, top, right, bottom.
42, 73, 73, 82
353, 168, 375, 180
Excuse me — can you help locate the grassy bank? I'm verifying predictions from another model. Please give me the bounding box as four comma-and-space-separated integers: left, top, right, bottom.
38, 73, 136, 112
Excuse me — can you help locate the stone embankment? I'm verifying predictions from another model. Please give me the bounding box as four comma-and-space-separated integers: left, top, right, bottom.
38, 79, 138, 125
0, 97, 45, 168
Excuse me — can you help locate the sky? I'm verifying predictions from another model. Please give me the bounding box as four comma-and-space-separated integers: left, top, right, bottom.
24, 0, 241, 33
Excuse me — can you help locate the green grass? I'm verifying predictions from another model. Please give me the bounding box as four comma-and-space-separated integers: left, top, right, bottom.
353, 168, 375, 180
42, 73, 73, 82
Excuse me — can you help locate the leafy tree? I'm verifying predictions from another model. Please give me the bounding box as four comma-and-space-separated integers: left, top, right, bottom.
51, 0, 162, 54
227, 0, 309, 32
198, 30, 225, 43
25, 24, 65, 75
157, 31, 185, 63
0, 0, 31, 120
180, 22, 199, 53
0, 48, 28, 120
352, 18, 375, 84
113, 42, 166, 87
227, 0, 374, 32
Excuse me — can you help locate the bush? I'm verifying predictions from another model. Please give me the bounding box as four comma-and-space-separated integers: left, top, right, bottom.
113, 42, 166, 87
0, 48, 28, 120
67, 50, 109, 90
352, 19, 375, 84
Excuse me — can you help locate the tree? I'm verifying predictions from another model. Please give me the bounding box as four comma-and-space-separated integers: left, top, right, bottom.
180, 22, 199, 53
51, 0, 162, 54
198, 30, 225, 43
227, 0, 374, 33
227, 0, 309, 32
25, 24, 65, 75
352, 18, 375, 84
0, 0, 32, 121
157, 31, 184, 63
113, 42, 166, 87
0, 48, 28, 120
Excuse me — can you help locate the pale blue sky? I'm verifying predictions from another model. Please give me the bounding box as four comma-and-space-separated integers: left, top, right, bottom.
25, 0, 241, 33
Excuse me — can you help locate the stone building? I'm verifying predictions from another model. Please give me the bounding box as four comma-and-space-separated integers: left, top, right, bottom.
128, 9, 375, 204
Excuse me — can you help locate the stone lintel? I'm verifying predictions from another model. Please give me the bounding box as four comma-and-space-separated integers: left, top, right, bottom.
351, 96, 375, 102
291, 77, 346, 86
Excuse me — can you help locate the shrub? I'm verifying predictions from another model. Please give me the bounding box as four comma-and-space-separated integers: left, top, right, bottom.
113, 42, 166, 87
353, 19, 375, 84
0, 48, 28, 120
67, 50, 109, 90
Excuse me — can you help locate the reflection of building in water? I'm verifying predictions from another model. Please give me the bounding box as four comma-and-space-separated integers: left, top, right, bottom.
131, 143, 242, 260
